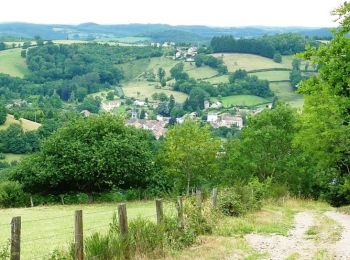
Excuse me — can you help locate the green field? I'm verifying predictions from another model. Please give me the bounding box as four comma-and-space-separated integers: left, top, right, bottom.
212, 53, 290, 72
184, 63, 218, 79
122, 81, 188, 103
0, 49, 28, 77
212, 95, 272, 107
250, 71, 291, 82
205, 75, 229, 84
0, 153, 28, 163
0, 201, 174, 259
0, 115, 41, 131
270, 82, 304, 109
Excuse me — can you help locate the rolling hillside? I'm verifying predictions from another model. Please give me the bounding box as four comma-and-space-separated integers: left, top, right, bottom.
0, 48, 28, 77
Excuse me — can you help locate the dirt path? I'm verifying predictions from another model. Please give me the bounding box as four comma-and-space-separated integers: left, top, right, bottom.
245, 212, 316, 259
324, 211, 350, 260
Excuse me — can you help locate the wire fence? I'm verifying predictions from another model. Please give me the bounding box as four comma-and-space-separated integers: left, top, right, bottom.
1, 189, 218, 259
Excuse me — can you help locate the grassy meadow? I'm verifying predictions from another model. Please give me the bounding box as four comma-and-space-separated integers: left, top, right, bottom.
0, 114, 41, 131
250, 70, 291, 82
0, 201, 175, 259
212, 95, 272, 107
0, 198, 333, 259
0, 48, 28, 77
269, 82, 304, 109
212, 53, 289, 72
122, 81, 188, 102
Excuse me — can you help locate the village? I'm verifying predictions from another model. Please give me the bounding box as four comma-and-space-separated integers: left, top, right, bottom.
96, 97, 272, 139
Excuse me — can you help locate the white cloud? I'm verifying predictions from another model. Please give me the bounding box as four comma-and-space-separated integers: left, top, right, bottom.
0, 0, 344, 27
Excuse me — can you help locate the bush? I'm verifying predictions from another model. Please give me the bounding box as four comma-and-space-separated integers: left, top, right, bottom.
218, 180, 267, 216
0, 181, 28, 208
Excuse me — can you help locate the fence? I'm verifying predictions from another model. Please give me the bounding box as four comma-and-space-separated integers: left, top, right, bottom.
2, 188, 218, 260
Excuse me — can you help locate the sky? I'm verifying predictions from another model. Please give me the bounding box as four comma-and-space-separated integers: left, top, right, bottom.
0, 0, 345, 27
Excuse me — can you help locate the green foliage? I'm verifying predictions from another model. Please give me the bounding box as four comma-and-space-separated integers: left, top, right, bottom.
0, 124, 39, 154
221, 103, 309, 194
13, 114, 155, 195
0, 240, 10, 259
273, 52, 282, 63
211, 33, 316, 58
0, 104, 6, 125
0, 181, 28, 208
157, 121, 221, 193
218, 180, 266, 217
295, 2, 350, 206
170, 62, 189, 81
77, 96, 101, 113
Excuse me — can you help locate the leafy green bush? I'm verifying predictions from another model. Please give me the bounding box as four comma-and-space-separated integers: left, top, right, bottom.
0, 181, 28, 208
218, 180, 267, 216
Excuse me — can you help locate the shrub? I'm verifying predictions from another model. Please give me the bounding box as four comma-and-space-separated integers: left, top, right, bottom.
0, 181, 28, 208
218, 180, 267, 216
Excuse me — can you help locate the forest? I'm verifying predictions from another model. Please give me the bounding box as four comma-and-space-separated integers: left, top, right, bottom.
210, 33, 318, 58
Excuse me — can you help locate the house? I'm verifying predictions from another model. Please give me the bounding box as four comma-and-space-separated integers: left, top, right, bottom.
207, 113, 244, 129
80, 110, 91, 117
126, 119, 167, 139
101, 100, 121, 112
207, 112, 218, 123
221, 114, 243, 129
134, 100, 145, 106
204, 100, 210, 109
210, 101, 222, 109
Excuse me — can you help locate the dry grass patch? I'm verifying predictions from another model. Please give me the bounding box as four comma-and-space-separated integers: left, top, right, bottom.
306, 215, 342, 243
0, 114, 41, 131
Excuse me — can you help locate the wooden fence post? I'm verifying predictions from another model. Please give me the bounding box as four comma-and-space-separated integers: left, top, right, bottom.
196, 190, 202, 207
176, 196, 184, 229
155, 199, 163, 225
118, 203, 128, 235
11, 216, 21, 260
75, 210, 83, 260
30, 196, 34, 208
212, 188, 218, 209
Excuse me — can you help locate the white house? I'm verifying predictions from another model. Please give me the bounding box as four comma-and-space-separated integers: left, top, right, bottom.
207, 113, 218, 123
134, 100, 145, 106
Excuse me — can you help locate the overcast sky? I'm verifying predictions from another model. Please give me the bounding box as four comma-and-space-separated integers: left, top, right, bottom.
0, 0, 344, 27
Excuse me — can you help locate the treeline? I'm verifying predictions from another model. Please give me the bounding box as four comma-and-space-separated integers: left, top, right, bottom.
210, 33, 317, 58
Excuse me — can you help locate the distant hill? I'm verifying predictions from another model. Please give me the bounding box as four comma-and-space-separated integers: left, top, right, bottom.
0, 22, 333, 42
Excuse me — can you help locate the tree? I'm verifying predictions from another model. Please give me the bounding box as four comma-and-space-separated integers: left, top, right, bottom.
140, 109, 146, 119
0, 103, 6, 125
106, 91, 115, 101
170, 63, 189, 81
77, 97, 101, 113
222, 104, 302, 187
157, 67, 166, 82
157, 120, 221, 194
229, 69, 248, 83
34, 35, 44, 46
273, 52, 282, 63
289, 59, 302, 89
13, 115, 155, 198
295, 2, 350, 205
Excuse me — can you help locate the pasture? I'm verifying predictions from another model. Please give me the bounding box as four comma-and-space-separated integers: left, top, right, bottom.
0, 48, 28, 77
269, 82, 304, 109
212, 53, 290, 72
0, 201, 174, 259
0, 153, 28, 163
122, 81, 188, 103
212, 95, 272, 107
250, 71, 290, 82
205, 75, 230, 84
0, 115, 41, 131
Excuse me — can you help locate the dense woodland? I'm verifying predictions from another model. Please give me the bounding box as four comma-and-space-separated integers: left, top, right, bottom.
211, 33, 318, 58
0, 4, 349, 211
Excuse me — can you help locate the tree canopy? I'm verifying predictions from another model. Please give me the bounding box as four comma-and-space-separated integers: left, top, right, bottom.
13, 114, 155, 195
